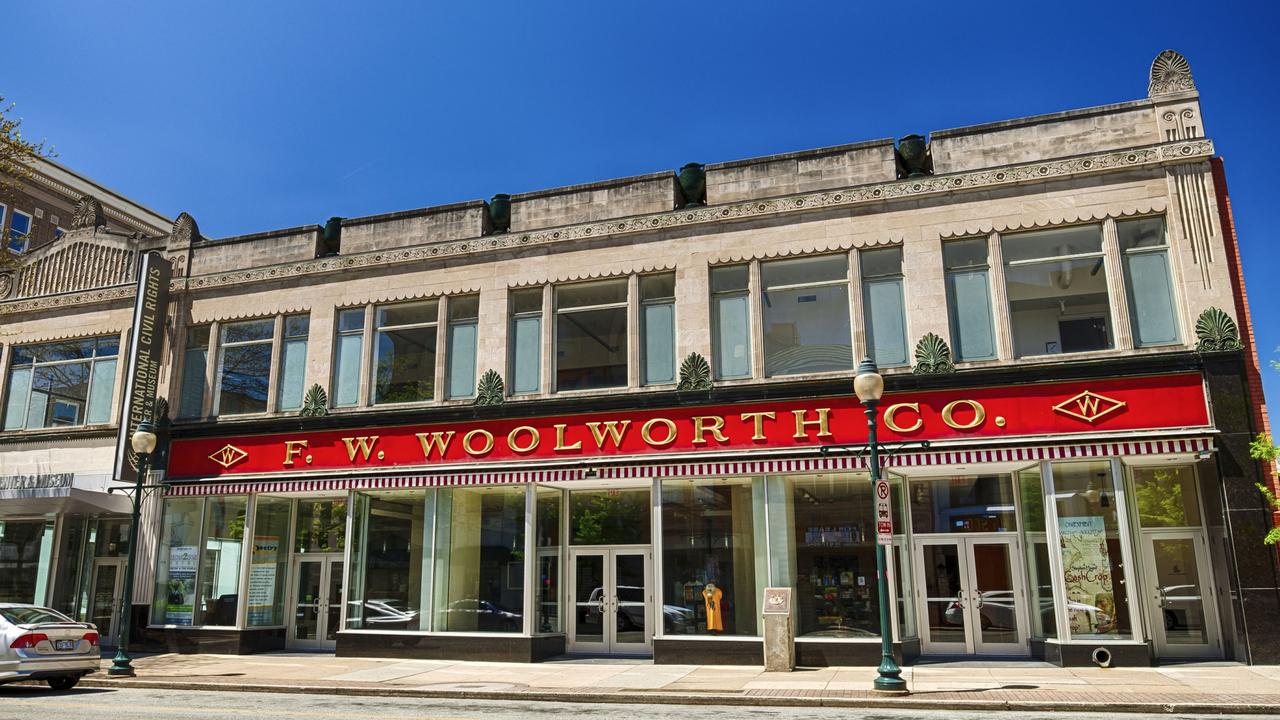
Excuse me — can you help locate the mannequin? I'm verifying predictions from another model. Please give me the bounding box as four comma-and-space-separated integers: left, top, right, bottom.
703, 582, 724, 633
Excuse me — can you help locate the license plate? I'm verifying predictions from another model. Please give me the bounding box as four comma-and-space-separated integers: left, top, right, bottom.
54, 639, 75, 651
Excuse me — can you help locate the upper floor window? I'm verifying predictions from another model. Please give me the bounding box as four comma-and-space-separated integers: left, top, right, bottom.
3, 337, 118, 430
216, 319, 275, 415
1003, 226, 1112, 357
943, 239, 996, 361
762, 255, 852, 376
555, 279, 628, 391
373, 300, 438, 404
509, 288, 543, 395
710, 265, 751, 380
8, 209, 31, 253
179, 314, 310, 418
640, 273, 676, 386
332, 295, 478, 407
860, 248, 908, 368
1118, 217, 1179, 347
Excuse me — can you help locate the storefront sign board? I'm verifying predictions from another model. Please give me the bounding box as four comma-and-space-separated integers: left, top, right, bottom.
169, 373, 1209, 479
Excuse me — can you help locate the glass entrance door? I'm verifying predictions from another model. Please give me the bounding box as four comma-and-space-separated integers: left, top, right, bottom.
288, 555, 343, 650
915, 536, 1028, 656
88, 558, 125, 646
1140, 531, 1221, 658
568, 547, 651, 655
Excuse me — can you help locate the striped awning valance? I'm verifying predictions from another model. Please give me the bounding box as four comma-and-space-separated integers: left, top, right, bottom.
164, 436, 1212, 497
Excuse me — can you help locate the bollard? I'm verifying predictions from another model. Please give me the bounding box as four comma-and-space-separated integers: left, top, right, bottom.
762, 587, 794, 672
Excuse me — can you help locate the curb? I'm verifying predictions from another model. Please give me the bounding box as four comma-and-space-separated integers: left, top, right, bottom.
77, 677, 1280, 715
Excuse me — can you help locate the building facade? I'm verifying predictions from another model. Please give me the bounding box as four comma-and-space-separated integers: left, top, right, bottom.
2, 50, 1277, 667
0, 158, 172, 646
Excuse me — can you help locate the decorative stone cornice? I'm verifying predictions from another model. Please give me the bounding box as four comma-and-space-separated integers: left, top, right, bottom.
510, 265, 675, 288
937, 200, 1170, 239
0, 139, 1215, 317
711, 237, 901, 265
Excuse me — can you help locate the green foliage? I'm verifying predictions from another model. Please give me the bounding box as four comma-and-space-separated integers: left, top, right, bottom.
1251, 433, 1279, 463
570, 491, 648, 545
1255, 482, 1280, 545
1134, 467, 1189, 528
0, 97, 53, 270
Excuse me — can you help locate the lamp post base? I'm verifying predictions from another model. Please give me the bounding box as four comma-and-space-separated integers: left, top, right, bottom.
873, 659, 909, 694
107, 650, 135, 677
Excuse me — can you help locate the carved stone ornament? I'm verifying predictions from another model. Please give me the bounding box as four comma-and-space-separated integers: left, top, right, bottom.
1194, 306, 1243, 352
1149, 49, 1196, 96
0, 273, 12, 300
300, 384, 329, 417
171, 212, 201, 244
152, 396, 171, 427
912, 333, 956, 374
70, 195, 106, 230
474, 369, 505, 406
677, 352, 713, 391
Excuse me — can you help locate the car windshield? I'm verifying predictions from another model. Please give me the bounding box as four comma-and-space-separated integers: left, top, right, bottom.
0, 606, 73, 625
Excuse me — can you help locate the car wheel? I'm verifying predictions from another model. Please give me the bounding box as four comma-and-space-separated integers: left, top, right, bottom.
47, 676, 79, 691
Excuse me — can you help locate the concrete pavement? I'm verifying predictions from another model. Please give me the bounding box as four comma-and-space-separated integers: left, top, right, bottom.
58, 653, 1280, 715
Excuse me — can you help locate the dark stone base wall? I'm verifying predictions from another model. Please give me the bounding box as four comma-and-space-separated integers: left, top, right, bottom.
140, 626, 286, 654
795, 640, 916, 667
337, 632, 565, 662
1039, 641, 1152, 667
654, 638, 762, 665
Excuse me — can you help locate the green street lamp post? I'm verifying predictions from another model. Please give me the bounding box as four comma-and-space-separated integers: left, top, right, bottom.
854, 358, 908, 694
107, 420, 158, 678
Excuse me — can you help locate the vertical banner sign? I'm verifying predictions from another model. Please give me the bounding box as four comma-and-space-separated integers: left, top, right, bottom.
874, 477, 893, 546
113, 252, 171, 485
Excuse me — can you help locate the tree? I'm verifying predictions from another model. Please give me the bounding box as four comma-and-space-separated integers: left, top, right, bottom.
0, 97, 53, 269
1251, 344, 1280, 544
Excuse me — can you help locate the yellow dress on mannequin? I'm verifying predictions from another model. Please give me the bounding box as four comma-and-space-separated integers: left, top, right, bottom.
703, 583, 724, 632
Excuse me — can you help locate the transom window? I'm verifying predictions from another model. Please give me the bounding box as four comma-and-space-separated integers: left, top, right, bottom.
3, 337, 119, 430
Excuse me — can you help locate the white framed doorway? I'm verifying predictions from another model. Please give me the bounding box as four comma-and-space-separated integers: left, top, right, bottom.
914, 534, 1030, 656
287, 554, 344, 650
567, 547, 652, 655
1138, 529, 1222, 658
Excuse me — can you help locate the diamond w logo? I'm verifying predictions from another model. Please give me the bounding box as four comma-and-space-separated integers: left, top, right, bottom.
1053, 391, 1127, 424
208, 444, 248, 469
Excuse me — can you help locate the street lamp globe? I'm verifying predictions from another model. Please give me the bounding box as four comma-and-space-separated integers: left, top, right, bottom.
131, 420, 158, 455
854, 357, 884, 403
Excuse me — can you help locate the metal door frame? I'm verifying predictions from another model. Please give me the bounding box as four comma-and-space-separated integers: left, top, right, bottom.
286, 553, 343, 650
567, 546, 652, 655
1138, 528, 1222, 659
89, 556, 126, 646
914, 534, 1030, 656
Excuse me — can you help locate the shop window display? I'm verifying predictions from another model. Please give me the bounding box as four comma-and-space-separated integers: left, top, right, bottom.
1050, 460, 1133, 639
431, 486, 526, 632
0, 519, 55, 603
247, 497, 291, 627
194, 497, 247, 626
347, 491, 426, 631
1018, 467, 1057, 638
535, 487, 563, 633
767, 473, 882, 639
661, 478, 762, 636
151, 498, 206, 625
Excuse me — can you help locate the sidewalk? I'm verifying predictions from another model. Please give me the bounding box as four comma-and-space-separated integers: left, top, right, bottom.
82, 653, 1280, 714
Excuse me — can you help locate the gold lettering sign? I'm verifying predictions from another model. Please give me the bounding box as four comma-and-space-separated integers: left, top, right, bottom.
641, 417, 677, 446
586, 420, 630, 449
884, 403, 923, 433
464, 429, 494, 456
691, 416, 728, 445
507, 426, 540, 453
554, 423, 581, 451
792, 408, 833, 440
739, 411, 774, 441
343, 436, 379, 461
941, 399, 986, 430
283, 439, 309, 466
416, 431, 455, 459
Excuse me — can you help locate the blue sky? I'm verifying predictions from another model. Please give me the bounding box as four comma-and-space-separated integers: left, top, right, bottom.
6, 1, 1278, 422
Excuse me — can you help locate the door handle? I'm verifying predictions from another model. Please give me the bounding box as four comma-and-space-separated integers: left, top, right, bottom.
973, 590, 983, 609
955, 589, 964, 607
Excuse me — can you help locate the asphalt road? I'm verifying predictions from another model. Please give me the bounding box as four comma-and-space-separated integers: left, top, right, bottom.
0, 686, 1275, 720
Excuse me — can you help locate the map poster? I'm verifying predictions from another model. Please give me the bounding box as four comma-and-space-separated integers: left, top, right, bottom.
164, 545, 198, 625
247, 536, 280, 625
1058, 516, 1117, 635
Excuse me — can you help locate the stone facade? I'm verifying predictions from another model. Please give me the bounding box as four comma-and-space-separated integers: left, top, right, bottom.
1, 50, 1277, 664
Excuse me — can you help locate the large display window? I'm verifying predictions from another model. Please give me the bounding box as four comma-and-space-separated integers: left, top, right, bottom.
0, 519, 55, 604
346, 490, 426, 630
660, 478, 763, 636
535, 487, 563, 634
1048, 460, 1134, 640
431, 486, 526, 633
247, 497, 290, 627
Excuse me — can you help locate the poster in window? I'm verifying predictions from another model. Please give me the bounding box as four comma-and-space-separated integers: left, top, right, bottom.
247, 536, 280, 625
1058, 516, 1116, 635
164, 545, 198, 625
